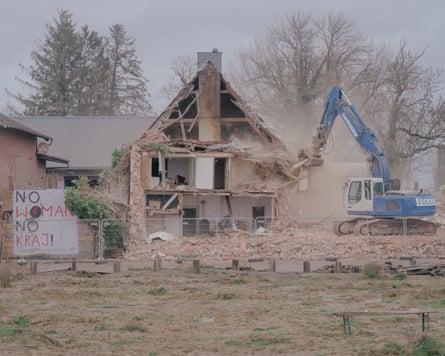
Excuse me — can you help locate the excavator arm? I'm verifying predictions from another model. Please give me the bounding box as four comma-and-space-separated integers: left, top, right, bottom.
308, 86, 391, 188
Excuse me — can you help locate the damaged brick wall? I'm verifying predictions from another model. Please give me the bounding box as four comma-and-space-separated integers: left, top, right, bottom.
129, 145, 146, 239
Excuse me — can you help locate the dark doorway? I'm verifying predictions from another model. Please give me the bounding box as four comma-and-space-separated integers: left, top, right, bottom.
151, 158, 169, 178
214, 158, 226, 189
183, 208, 197, 236
252, 206, 265, 229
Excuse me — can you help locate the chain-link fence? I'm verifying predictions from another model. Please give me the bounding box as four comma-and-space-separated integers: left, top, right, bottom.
118, 215, 444, 262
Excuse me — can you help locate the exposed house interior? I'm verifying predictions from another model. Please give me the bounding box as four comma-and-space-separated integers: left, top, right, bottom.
126, 49, 307, 238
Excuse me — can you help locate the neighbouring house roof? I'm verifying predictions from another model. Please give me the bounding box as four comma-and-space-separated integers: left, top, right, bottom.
16, 116, 155, 170
0, 112, 52, 140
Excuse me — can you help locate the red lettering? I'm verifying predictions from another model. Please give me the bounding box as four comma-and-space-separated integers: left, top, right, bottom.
40, 205, 74, 218
15, 207, 28, 218
54, 206, 65, 217
31, 235, 40, 247
41, 205, 53, 217
41, 233, 49, 247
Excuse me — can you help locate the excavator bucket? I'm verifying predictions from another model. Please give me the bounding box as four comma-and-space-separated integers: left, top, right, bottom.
297, 148, 324, 167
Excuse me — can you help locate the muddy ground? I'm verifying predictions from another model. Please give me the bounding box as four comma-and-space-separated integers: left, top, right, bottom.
0, 256, 444, 355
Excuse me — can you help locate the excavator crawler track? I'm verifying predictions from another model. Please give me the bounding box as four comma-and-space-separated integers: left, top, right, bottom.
334, 218, 437, 236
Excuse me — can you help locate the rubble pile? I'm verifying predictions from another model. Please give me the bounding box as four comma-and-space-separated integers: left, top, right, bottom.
124, 224, 445, 261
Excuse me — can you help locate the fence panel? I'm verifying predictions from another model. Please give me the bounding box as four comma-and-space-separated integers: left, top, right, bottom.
9, 215, 434, 263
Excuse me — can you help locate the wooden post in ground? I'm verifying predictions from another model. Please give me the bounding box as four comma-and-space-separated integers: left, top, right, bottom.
153, 258, 161, 272
193, 259, 201, 273
113, 260, 121, 273
269, 259, 276, 272
232, 259, 239, 270
71, 260, 77, 271
335, 260, 343, 273
303, 261, 311, 273
30, 262, 37, 275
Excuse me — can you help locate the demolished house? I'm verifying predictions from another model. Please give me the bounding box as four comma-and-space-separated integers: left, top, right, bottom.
124, 49, 310, 240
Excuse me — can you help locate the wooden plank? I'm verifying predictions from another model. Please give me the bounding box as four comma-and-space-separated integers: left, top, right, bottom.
162, 193, 178, 210
187, 113, 199, 133
178, 94, 197, 120
180, 120, 186, 140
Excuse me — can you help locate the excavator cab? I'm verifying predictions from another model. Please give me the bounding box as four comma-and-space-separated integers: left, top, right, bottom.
338, 177, 436, 235
344, 178, 383, 215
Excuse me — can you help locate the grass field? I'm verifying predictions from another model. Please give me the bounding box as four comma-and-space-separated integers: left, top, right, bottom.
0, 259, 444, 355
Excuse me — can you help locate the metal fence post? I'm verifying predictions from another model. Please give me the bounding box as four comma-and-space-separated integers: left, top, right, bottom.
17, 218, 26, 265
248, 217, 263, 262
366, 216, 371, 257
400, 217, 412, 260
216, 218, 219, 258
96, 219, 104, 263
177, 217, 182, 260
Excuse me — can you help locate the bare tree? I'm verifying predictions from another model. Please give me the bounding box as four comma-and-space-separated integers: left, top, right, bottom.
231, 11, 445, 183
232, 12, 371, 122
373, 39, 445, 178
159, 55, 196, 101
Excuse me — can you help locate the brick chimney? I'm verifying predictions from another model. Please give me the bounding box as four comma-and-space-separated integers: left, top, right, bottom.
197, 48, 222, 72
197, 49, 222, 141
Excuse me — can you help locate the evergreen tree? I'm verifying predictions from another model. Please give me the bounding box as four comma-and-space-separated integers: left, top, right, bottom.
74, 26, 110, 115
12, 10, 82, 115
8, 10, 151, 116
107, 24, 151, 116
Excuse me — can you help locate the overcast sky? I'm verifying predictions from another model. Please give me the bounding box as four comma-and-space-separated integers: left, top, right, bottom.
1, 0, 444, 115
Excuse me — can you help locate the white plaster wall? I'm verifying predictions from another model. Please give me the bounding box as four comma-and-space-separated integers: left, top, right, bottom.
195, 157, 214, 189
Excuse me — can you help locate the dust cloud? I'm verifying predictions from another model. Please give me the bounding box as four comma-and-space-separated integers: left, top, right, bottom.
235, 101, 372, 218
290, 121, 370, 218
280, 110, 370, 218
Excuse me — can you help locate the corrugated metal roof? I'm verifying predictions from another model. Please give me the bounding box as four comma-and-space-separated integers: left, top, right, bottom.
0, 112, 52, 140
16, 116, 155, 169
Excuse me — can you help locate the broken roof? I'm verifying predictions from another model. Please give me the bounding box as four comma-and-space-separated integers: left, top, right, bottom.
142, 61, 287, 151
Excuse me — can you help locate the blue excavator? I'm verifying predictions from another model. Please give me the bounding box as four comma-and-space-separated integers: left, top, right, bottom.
304, 86, 436, 235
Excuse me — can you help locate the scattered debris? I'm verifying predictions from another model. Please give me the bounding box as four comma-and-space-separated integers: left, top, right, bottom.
313, 264, 362, 273
145, 231, 177, 243
398, 264, 445, 276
